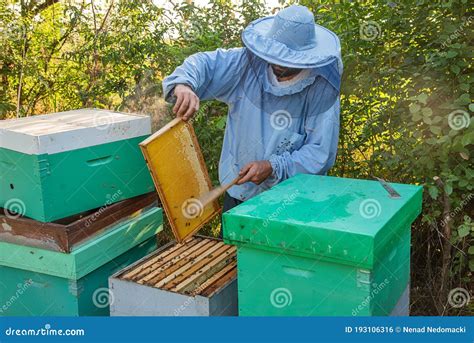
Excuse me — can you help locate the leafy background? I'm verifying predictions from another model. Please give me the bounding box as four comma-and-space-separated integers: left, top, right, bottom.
0, 0, 472, 315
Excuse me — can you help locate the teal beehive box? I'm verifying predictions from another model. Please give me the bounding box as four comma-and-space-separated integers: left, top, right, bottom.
223, 174, 423, 316
0, 206, 163, 316
0, 109, 154, 222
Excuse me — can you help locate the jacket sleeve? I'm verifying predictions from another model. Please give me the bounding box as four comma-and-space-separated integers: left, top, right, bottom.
162, 48, 245, 104
268, 96, 340, 183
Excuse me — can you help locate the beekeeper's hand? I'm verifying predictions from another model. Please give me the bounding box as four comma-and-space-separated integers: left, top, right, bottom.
173, 84, 200, 121
237, 161, 273, 185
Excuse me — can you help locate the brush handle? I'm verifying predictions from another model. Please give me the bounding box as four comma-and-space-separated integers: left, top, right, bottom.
206, 176, 241, 203
221, 176, 241, 193
196, 176, 242, 209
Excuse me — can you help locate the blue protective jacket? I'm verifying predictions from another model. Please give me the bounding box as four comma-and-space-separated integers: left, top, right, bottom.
163, 47, 341, 201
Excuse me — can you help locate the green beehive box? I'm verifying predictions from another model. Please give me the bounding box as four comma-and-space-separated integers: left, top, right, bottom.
0, 206, 163, 316
0, 109, 154, 222
223, 174, 423, 316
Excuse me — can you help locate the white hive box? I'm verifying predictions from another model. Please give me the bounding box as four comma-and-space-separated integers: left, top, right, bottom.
109, 236, 238, 316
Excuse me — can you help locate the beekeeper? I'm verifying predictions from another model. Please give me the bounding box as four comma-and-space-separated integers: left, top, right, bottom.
163, 5, 343, 212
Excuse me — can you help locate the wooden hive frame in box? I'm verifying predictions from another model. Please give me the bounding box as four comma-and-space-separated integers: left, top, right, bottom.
110, 236, 238, 316
119, 236, 236, 296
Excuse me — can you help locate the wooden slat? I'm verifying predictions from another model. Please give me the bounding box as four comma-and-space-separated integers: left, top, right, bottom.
199, 268, 237, 297
190, 260, 237, 296
152, 241, 226, 288
167, 246, 235, 292
120, 236, 236, 298
120, 239, 193, 280
173, 254, 236, 294
121, 237, 202, 281
176, 244, 233, 281
125, 237, 202, 280
138, 239, 216, 284
140, 239, 218, 285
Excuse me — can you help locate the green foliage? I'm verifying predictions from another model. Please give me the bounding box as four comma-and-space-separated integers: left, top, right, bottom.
0, 0, 472, 315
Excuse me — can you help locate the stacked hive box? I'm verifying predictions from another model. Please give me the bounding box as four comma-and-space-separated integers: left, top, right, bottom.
0, 109, 154, 221
0, 109, 162, 316
223, 174, 422, 316
0, 206, 162, 316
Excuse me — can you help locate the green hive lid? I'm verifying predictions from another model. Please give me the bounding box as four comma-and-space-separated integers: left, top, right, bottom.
0, 207, 163, 280
223, 175, 423, 269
